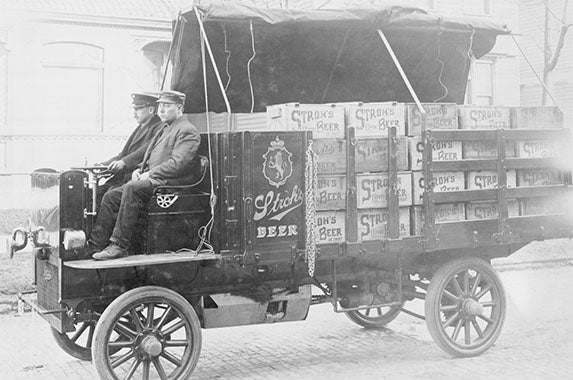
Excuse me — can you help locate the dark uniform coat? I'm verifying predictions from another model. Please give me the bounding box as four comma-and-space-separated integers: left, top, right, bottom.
140, 114, 201, 186
102, 114, 163, 184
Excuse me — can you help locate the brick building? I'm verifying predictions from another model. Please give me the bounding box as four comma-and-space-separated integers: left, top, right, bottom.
0, 0, 185, 208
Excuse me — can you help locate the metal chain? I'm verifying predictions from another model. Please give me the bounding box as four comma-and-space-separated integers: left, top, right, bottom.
304, 139, 318, 277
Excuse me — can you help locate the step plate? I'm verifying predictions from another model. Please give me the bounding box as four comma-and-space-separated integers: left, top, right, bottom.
64, 252, 221, 269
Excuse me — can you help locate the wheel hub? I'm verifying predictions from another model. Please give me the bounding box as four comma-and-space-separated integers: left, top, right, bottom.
461, 298, 483, 317
140, 335, 162, 357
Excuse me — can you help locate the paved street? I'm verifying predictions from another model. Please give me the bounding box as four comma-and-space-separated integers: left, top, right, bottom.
1, 265, 572, 380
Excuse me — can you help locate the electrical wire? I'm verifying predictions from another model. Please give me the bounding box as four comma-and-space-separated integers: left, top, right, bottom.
222, 24, 232, 91
247, 20, 256, 113
433, 31, 449, 102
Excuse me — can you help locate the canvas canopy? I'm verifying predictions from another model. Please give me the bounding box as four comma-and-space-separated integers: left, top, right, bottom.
170, 2, 510, 113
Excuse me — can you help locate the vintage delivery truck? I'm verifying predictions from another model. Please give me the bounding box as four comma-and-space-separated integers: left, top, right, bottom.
8, 2, 572, 379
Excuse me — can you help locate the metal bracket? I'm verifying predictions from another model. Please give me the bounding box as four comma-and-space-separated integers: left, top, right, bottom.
420, 226, 439, 251
493, 224, 513, 244
337, 242, 345, 257
472, 230, 479, 248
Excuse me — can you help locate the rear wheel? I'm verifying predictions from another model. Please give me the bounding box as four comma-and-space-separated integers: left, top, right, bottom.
425, 257, 506, 357
92, 286, 201, 380
345, 305, 402, 328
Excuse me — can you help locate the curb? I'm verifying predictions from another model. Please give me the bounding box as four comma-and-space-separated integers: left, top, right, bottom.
493, 257, 573, 272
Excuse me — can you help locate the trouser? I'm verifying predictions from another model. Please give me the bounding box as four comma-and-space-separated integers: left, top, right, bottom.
90, 179, 154, 250
95, 172, 129, 206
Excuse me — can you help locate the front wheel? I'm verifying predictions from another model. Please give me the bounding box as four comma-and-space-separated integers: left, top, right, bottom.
92, 286, 202, 380
51, 322, 95, 361
425, 257, 506, 357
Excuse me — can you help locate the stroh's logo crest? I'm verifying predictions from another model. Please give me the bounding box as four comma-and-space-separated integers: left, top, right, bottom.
262, 136, 293, 188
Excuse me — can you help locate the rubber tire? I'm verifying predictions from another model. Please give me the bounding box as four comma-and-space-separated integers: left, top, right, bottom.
425, 257, 506, 357
92, 286, 202, 380
51, 324, 94, 361
345, 304, 402, 328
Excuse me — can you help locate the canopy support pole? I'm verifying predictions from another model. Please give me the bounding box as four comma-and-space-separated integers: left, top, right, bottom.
377, 29, 436, 248
193, 6, 232, 115
510, 34, 560, 108
376, 30, 425, 114
160, 12, 183, 91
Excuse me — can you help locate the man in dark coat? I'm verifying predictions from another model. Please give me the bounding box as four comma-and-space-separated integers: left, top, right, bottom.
90, 90, 201, 260
97, 92, 163, 197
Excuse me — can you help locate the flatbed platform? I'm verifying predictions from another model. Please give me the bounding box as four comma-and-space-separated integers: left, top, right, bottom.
64, 252, 222, 269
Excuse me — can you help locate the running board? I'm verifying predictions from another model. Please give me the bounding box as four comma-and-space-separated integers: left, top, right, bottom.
64, 252, 221, 269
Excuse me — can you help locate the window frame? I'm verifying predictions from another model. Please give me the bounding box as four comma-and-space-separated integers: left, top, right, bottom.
38, 42, 105, 133
465, 57, 497, 106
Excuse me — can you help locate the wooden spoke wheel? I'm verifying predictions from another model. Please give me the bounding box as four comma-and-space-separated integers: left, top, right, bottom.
425, 257, 506, 357
51, 322, 95, 361
93, 286, 201, 380
345, 304, 402, 328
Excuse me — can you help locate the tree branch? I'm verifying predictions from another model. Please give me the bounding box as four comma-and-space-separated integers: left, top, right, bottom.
547, 24, 571, 71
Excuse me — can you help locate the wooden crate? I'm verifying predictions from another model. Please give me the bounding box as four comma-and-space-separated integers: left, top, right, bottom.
466, 170, 517, 190
314, 139, 346, 174
458, 106, 511, 130
356, 138, 408, 172
233, 112, 268, 130
412, 171, 465, 205
315, 210, 346, 244
316, 175, 346, 210
357, 172, 412, 209
516, 140, 561, 158
357, 208, 410, 241
314, 138, 408, 174
465, 200, 519, 220
266, 103, 345, 138
406, 103, 458, 136
519, 197, 563, 216
185, 112, 231, 132
345, 102, 406, 137
411, 203, 465, 235
516, 169, 563, 186
408, 137, 462, 171
511, 106, 563, 129
462, 141, 516, 159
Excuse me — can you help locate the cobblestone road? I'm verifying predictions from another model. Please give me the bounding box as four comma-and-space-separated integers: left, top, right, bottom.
1, 265, 572, 380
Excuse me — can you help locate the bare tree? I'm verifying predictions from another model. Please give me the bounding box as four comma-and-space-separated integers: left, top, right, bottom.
542, 0, 572, 105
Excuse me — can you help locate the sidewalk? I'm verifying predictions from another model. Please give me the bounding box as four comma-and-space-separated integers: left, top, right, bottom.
491, 238, 573, 271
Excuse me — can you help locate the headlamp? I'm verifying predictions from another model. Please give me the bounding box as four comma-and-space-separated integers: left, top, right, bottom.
63, 230, 86, 251
32, 227, 51, 247
9, 227, 28, 258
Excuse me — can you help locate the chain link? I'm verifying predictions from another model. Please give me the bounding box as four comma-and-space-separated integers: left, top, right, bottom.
304, 139, 318, 277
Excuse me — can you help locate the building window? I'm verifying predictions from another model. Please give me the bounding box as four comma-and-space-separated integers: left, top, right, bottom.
463, 0, 490, 15
142, 41, 171, 91
465, 58, 495, 105
38, 42, 104, 133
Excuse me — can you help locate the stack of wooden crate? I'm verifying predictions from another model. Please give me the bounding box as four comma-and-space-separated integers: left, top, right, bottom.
265, 102, 565, 242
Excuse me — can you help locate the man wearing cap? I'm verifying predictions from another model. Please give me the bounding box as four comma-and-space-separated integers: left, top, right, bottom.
90, 90, 201, 260
98, 92, 163, 193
